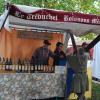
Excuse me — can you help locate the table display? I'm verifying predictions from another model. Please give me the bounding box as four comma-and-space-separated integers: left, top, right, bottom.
0, 70, 66, 100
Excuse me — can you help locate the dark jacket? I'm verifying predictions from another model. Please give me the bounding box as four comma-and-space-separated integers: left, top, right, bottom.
53, 49, 66, 66
32, 46, 53, 65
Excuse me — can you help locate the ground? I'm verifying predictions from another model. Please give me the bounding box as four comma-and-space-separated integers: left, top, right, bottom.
92, 82, 100, 100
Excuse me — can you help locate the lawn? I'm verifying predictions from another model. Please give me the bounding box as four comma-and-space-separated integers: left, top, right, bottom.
69, 82, 100, 100
92, 82, 100, 100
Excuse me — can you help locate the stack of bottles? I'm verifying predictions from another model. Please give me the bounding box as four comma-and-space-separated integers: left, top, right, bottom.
0, 57, 55, 73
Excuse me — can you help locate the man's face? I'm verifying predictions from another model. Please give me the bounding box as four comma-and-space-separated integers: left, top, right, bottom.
44, 44, 50, 48
58, 45, 63, 51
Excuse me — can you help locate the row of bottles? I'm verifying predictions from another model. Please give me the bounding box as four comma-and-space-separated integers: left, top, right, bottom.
0, 57, 55, 73
0, 57, 12, 71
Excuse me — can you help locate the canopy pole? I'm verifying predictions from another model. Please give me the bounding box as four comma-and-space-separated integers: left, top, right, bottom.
67, 30, 78, 54
63, 31, 70, 52
85, 34, 100, 52
0, 3, 10, 32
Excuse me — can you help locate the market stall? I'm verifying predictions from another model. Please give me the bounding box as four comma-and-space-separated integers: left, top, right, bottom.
0, 3, 100, 100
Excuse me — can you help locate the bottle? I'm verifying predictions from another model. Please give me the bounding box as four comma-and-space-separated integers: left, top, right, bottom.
22, 59, 25, 73
41, 65, 43, 72
45, 65, 47, 72
24, 58, 28, 73
40, 65, 42, 72
28, 59, 31, 73
28, 58, 32, 73
46, 65, 49, 73
0, 57, 2, 70
8, 58, 13, 71
26, 58, 30, 73
38, 65, 41, 71
17, 59, 22, 72
28, 58, 31, 73
30, 58, 35, 73
43, 65, 45, 73
2, 57, 6, 70
15, 59, 18, 71
53, 66, 55, 73
34, 65, 38, 72
51, 66, 53, 73
11, 59, 15, 71
5, 58, 9, 70
48, 65, 50, 73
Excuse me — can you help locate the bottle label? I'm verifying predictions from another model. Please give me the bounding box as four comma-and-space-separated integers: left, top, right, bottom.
25, 66, 27, 71
19, 65, 21, 70
6, 65, 9, 70
9, 65, 12, 70
15, 65, 18, 71
12, 65, 15, 70
22, 65, 24, 71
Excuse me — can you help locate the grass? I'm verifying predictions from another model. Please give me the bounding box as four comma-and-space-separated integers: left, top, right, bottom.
69, 82, 100, 100
92, 82, 100, 100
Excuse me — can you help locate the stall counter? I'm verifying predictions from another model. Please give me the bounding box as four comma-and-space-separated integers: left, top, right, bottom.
0, 72, 66, 100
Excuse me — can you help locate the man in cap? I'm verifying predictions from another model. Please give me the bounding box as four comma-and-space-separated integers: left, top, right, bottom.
32, 40, 54, 65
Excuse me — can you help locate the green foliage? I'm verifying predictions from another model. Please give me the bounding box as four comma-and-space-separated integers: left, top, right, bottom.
80, 33, 97, 40
0, 0, 100, 40
0, 0, 5, 14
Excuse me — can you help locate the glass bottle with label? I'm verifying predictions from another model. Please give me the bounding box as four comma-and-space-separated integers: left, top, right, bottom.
9, 58, 13, 71
24, 58, 28, 73
5, 58, 9, 70
30, 58, 35, 73
17, 59, 22, 72
2, 57, 5, 70
0, 57, 2, 70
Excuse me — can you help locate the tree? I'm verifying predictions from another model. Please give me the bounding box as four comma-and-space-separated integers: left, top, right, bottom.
80, 33, 96, 40
0, 0, 5, 14
1, 0, 99, 14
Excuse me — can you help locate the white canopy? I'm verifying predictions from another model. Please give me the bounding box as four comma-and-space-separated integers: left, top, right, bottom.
92, 41, 100, 79
1, 4, 100, 36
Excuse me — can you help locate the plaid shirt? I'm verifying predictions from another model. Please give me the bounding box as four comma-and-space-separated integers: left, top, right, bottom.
32, 46, 53, 65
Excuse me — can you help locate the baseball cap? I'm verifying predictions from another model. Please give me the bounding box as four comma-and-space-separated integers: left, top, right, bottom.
43, 40, 51, 45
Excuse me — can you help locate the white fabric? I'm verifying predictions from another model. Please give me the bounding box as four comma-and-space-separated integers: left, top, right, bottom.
15, 4, 42, 13
0, 9, 10, 31
9, 15, 100, 36
15, 4, 64, 13
92, 41, 100, 79
68, 36, 82, 47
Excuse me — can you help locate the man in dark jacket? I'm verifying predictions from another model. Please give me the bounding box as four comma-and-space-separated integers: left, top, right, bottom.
53, 42, 66, 66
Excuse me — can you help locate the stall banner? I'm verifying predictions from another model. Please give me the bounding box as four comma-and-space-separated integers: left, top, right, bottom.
9, 4, 100, 25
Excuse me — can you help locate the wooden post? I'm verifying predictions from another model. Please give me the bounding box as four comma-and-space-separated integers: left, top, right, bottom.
85, 34, 100, 52
68, 30, 78, 55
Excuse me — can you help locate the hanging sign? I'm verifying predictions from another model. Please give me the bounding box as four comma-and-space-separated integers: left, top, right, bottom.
17, 30, 53, 40
9, 4, 100, 25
